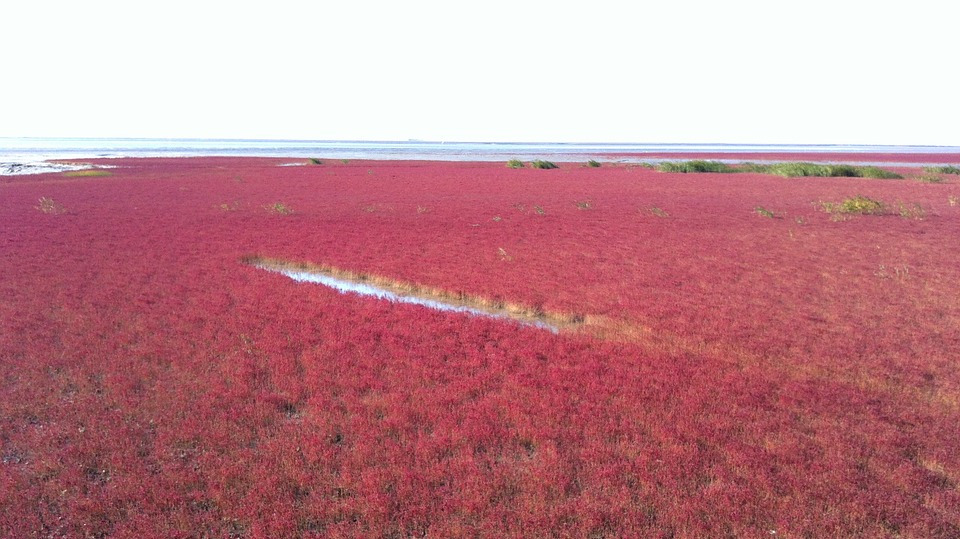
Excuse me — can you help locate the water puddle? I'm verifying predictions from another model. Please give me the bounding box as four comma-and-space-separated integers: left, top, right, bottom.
251, 261, 560, 332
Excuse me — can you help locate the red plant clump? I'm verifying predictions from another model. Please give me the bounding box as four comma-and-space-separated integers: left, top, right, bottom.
1, 157, 959, 537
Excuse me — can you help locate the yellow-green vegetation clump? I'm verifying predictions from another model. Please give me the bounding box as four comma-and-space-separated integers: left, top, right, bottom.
818, 195, 926, 220
265, 202, 293, 215
63, 169, 112, 177
820, 195, 888, 216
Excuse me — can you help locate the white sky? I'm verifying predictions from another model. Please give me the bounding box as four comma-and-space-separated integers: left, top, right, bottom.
2, 1, 957, 145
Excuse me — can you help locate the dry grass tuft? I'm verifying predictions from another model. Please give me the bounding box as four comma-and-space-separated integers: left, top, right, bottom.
36, 197, 66, 214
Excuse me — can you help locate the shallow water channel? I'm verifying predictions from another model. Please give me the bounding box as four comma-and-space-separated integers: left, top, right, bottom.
257, 265, 558, 332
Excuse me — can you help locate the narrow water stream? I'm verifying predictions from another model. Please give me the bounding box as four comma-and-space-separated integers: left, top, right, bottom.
255, 265, 559, 332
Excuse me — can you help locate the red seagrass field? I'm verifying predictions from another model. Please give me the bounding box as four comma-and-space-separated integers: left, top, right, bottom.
1, 156, 959, 537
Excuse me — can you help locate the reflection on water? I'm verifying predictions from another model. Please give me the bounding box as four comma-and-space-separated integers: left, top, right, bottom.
257, 265, 559, 333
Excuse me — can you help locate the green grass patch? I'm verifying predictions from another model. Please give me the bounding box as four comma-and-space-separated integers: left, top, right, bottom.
586, 160, 601, 168
309, 158, 324, 165
858, 166, 903, 179
654, 160, 903, 179
916, 174, 945, 184
63, 169, 111, 177
924, 165, 960, 175
740, 162, 902, 179
506, 159, 525, 169
657, 160, 737, 173
531, 160, 558, 170
736, 163, 771, 173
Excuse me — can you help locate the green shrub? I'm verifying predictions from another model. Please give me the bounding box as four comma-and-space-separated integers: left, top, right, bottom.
506, 159, 525, 169
924, 165, 960, 175
531, 160, 558, 169
586, 160, 601, 168
309, 158, 323, 165
657, 160, 736, 173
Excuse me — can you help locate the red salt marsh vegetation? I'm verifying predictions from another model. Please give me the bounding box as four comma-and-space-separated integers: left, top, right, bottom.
1, 156, 959, 537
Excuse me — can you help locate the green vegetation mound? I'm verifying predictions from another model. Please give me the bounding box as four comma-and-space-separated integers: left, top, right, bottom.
924, 165, 960, 175
739, 162, 902, 179
656, 160, 737, 173
531, 160, 559, 169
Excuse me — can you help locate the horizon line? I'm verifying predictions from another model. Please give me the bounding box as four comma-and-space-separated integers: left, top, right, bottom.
3, 136, 960, 149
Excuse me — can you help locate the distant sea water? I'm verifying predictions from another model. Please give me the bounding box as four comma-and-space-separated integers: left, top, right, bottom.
2, 138, 959, 175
